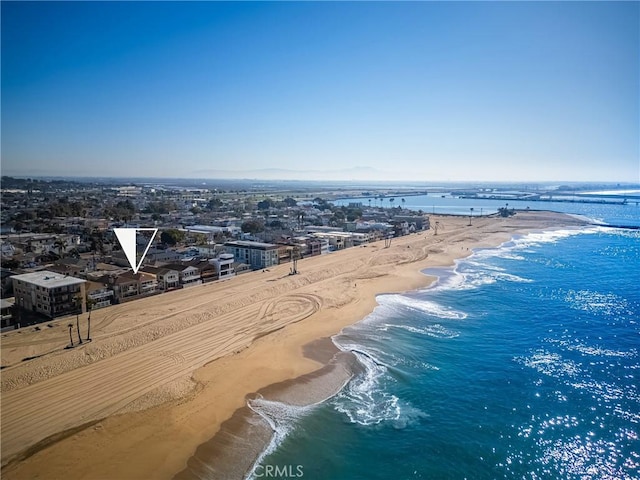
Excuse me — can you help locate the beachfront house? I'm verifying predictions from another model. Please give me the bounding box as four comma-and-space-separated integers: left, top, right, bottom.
140, 266, 180, 291
162, 264, 202, 288
112, 271, 157, 303
310, 231, 354, 250
187, 260, 217, 283
86, 281, 114, 309
224, 240, 279, 270
157, 268, 180, 290
1, 297, 15, 329
210, 253, 235, 280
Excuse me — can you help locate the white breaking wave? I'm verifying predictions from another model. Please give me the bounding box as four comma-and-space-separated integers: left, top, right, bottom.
464, 260, 507, 272
467, 227, 602, 265
421, 226, 605, 296
426, 271, 467, 292
332, 350, 427, 428
246, 397, 316, 479
509, 227, 603, 249
380, 294, 468, 320
450, 269, 534, 291
332, 350, 396, 426
470, 249, 526, 262
383, 322, 459, 339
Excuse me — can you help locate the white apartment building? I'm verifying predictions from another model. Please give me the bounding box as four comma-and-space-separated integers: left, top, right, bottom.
12, 271, 86, 319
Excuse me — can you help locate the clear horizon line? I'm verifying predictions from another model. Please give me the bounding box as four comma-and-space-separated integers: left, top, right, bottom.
1, 173, 638, 185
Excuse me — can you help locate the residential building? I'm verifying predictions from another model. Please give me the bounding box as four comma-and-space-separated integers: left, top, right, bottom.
186, 225, 241, 236
163, 264, 202, 287
86, 281, 114, 309
50, 257, 93, 277
224, 240, 279, 270
12, 271, 86, 318
310, 232, 354, 250
210, 253, 235, 280
143, 247, 182, 265
157, 268, 180, 290
193, 261, 217, 283
1, 269, 16, 296
112, 271, 157, 303
142, 266, 180, 291
1, 297, 15, 328
1, 242, 16, 258
392, 215, 427, 230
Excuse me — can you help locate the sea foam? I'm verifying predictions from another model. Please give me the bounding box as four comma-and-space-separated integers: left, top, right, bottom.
246, 397, 315, 479
331, 349, 427, 428
379, 294, 468, 319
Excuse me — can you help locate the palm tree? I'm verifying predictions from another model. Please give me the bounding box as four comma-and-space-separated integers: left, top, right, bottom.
401, 198, 405, 207
368, 198, 371, 208
85, 296, 96, 342
468, 207, 474, 226
92, 228, 105, 257
74, 295, 83, 345
390, 198, 395, 208
67, 323, 74, 348
54, 238, 68, 258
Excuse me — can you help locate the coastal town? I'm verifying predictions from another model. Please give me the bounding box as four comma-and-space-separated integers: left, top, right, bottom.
1, 176, 429, 331
2, 0, 637, 478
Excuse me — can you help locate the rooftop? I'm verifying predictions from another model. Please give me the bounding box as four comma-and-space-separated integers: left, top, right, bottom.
224, 240, 278, 250
1, 297, 15, 309
11, 270, 86, 288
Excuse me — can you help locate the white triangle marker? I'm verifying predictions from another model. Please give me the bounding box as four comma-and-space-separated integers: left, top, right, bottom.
113, 228, 159, 274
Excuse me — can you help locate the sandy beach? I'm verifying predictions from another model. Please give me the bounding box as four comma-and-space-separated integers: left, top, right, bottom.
0, 212, 587, 479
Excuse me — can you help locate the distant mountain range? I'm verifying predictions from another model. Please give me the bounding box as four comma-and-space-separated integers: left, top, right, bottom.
189, 166, 410, 181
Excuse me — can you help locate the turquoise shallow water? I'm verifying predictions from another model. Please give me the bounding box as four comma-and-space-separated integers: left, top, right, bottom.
249, 207, 639, 480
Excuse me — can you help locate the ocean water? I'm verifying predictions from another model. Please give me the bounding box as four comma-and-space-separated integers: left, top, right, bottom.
334, 194, 640, 227
249, 212, 639, 479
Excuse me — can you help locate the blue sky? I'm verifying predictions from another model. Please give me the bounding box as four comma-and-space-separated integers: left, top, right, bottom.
2, 1, 638, 182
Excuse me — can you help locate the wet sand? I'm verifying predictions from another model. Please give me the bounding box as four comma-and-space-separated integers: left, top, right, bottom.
174, 338, 360, 480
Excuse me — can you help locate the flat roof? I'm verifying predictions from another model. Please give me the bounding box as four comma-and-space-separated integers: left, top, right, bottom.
224, 240, 278, 250
1, 297, 15, 309
11, 271, 86, 289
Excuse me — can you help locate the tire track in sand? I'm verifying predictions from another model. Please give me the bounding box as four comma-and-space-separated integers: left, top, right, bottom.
1, 292, 321, 466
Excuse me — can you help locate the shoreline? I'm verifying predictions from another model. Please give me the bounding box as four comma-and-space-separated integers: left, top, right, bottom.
1, 212, 588, 480
173, 220, 591, 480
174, 338, 360, 480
